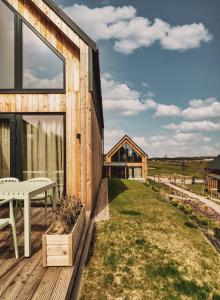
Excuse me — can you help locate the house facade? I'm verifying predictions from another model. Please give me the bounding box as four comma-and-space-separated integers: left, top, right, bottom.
0, 0, 104, 210
104, 135, 148, 182
205, 155, 220, 193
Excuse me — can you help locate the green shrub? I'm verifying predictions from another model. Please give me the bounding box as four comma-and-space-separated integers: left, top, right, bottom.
191, 214, 210, 226
213, 293, 220, 300
184, 220, 198, 229
214, 227, 220, 240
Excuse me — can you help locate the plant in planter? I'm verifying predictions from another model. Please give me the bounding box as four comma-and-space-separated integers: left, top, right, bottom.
42, 195, 86, 267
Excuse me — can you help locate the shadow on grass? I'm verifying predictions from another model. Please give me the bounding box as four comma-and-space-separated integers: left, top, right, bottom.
149, 262, 212, 299
108, 179, 128, 202
120, 210, 142, 217
85, 224, 97, 266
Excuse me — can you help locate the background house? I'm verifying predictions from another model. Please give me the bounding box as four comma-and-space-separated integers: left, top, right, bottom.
0, 0, 103, 210
104, 135, 148, 182
205, 155, 220, 193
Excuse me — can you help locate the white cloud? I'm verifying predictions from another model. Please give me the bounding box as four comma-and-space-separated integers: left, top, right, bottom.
154, 104, 181, 117
182, 98, 220, 120
104, 128, 125, 152
133, 136, 148, 150
102, 73, 156, 116
147, 133, 215, 157
23, 69, 63, 89
105, 130, 216, 157
161, 23, 212, 51
163, 120, 220, 132
63, 4, 212, 54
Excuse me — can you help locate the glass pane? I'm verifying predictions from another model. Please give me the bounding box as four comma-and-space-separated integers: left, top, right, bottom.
128, 167, 133, 178
0, 1, 14, 89
22, 23, 64, 89
134, 167, 142, 178
112, 151, 119, 162
22, 115, 64, 199
126, 144, 133, 162
134, 150, 142, 162
0, 120, 10, 177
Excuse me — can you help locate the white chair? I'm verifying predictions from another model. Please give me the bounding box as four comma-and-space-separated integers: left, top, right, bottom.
27, 177, 54, 224
0, 197, 19, 258
0, 177, 23, 218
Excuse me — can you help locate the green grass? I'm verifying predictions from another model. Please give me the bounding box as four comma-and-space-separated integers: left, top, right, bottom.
80, 179, 220, 299
148, 160, 208, 178
188, 183, 209, 196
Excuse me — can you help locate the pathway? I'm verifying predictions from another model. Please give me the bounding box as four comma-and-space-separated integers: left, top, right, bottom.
164, 182, 220, 215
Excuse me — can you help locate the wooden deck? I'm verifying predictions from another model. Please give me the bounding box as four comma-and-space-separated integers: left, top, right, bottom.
0, 207, 78, 300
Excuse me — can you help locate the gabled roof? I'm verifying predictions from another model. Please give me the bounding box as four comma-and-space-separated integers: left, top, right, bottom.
207, 155, 220, 170
42, 0, 97, 50
106, 135, 148, 158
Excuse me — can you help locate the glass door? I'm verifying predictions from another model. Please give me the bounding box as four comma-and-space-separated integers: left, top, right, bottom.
0, 114, 65, 198
0, 114, 17, 178
22, 115, 64, 198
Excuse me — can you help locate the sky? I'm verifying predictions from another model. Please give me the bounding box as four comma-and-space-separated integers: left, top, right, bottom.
56, 0, 220, 157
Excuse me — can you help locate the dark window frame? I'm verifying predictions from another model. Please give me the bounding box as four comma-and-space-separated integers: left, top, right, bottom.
0, 0, 66, 94
0, 112, 66, 195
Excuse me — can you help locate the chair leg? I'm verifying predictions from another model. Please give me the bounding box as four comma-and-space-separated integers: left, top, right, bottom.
19, 201, 23, 216
15, 201, 18, 220
45, 192, 48, 225
50, 195, 54, 211
10, 201, 19, 259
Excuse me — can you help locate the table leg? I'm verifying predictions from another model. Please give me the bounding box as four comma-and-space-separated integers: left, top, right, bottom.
52, 187, 57, 211
24, 196, 31, 257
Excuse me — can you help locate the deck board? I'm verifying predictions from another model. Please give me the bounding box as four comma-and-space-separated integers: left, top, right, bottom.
0, 207, 76, 300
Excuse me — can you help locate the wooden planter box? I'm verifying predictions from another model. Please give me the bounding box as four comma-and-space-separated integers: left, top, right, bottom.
42, 205, 86, 267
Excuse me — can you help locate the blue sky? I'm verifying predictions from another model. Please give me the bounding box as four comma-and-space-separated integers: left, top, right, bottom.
56, 0, 220, 157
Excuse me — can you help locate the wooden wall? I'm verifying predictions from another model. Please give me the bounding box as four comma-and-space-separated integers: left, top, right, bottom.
0, 0, 103, 210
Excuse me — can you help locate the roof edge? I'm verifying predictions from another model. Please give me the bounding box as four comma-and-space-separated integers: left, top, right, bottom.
43, 0, 97, 50
106, 135, 148, 157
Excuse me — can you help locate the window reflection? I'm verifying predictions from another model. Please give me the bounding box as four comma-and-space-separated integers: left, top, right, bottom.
22, 23, 64, 89
111, 143, 142, 163
0, 1, 14, 89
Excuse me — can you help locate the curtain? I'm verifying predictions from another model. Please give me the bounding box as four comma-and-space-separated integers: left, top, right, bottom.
0, 121, 10, 178
22, 115, 64, 199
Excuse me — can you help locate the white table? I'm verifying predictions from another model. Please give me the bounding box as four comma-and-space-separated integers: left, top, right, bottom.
0, 181, 56, 257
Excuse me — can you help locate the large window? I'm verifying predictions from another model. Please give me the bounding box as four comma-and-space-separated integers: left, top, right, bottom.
23, 24, 64, 89
22, 115, 64, 198
111, 143, 142, 163
0, 1, 14, 89
0, 114, 65, 199
0, 1, 65, 92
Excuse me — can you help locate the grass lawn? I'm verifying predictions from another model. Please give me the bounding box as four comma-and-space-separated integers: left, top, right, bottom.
80, 179, 220, 300
148, 160, 208, 178
188, 183, 209, 197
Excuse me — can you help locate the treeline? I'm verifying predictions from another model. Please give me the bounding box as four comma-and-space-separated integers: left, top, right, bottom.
149, 156, 216, 161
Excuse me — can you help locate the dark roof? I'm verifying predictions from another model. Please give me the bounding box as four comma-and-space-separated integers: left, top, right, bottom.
43, 0, 97, 50
42, 0, 103, 130
207, 155, 220, 170
106, 135, 148, 157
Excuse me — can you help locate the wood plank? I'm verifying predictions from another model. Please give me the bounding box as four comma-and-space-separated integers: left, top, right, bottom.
31, 267, 61, 300
47, 244, 68, 256
46, 255, 69, 266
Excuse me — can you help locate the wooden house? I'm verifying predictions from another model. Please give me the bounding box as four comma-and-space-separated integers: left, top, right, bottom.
104, 135, 148, 182
0, 0, 104, 211
205, 155, 220, 193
